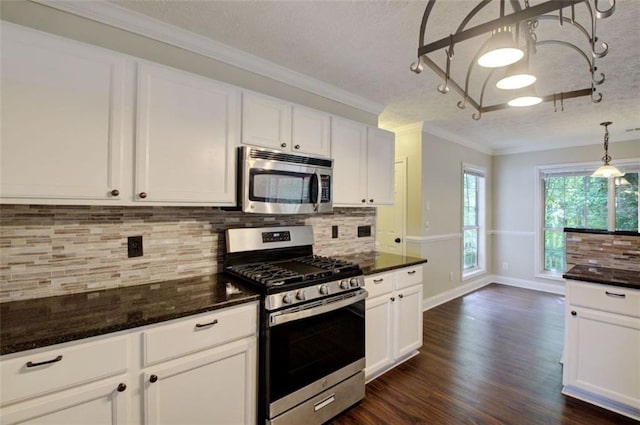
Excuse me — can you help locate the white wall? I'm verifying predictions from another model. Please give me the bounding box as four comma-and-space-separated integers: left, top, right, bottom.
492, 139, 640, 292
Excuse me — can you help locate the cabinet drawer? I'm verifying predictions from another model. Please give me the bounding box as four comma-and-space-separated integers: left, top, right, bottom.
0, 335, 128, 406
395, 266, 423, 290
568, 281, 640, 318
364, 272, 394, 298
143, 302, 257, 366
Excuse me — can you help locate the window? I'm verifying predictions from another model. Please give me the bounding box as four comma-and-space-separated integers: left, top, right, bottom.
463, 165, 486, 277
538, 162, 639, 276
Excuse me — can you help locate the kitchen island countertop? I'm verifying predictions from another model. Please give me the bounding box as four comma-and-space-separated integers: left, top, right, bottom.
563, 265, 640, 290
0, 275, 260, 355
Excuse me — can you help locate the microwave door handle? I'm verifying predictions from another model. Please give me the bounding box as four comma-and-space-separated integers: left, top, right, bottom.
311, 171, 320, 211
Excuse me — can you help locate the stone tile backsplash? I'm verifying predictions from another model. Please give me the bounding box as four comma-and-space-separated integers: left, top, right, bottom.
565, 231, 640, 272
0, 205, 376, 302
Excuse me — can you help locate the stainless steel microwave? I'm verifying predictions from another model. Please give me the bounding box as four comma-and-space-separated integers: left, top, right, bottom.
237, 146, 333, 214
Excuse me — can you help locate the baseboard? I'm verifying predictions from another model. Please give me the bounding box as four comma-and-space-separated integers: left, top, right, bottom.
422, 275, 493, 311
492, 275, 566, 295
562, 386, 640, 422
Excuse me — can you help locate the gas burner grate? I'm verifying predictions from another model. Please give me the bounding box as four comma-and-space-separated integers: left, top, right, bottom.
226, 263, 302, 286
296, 255, 359, 273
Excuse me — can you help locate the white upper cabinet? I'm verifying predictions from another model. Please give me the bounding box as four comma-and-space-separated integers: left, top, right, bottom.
0, 23, 126, 202
241, 91, 292, 151
135, 63, 239, 204
241, 91, 331, 158
291, 105, 331, 157
332, 117, 395, 206
367, 127, 395, 205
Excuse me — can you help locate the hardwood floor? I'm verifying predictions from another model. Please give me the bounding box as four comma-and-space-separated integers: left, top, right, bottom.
332, 283, 639, 425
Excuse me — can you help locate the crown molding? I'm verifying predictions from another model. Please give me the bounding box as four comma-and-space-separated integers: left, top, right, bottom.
421, 124, 494, 155
385, 121, 425, 135
34, 0, 384, 115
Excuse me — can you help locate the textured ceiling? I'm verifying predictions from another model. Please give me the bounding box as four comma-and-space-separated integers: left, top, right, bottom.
109, 0, 640, 154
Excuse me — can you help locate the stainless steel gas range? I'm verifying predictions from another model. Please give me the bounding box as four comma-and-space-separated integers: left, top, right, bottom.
224, 225, 366, 425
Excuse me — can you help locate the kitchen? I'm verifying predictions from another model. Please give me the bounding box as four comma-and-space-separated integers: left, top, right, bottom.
1, 1, 639, 424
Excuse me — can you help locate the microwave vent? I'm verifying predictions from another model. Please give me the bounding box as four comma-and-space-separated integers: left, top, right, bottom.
249, 149, 332, 168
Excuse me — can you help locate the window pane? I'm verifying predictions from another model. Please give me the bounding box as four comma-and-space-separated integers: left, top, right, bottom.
544, 177, 566, 228
463, 174, 477, 226
463, 228, 478, 269
615, 173, 639, 231
544, 230, 565, 272
585, 177, 608, 229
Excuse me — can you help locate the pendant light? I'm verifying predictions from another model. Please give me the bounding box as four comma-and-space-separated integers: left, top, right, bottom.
507, 84, 542, 107
591, 121, 624, 178
496, 49, 536, 90
477, 26, 524, 68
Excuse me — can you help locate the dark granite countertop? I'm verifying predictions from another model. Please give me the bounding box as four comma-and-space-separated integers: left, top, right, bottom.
564, 227, 640, 236
563, 265, 640, 290
335, 251, 428, 275
0, 275, 260, 355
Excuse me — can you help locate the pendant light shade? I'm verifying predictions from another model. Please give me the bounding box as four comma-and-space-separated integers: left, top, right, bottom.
496, 58, 536, 90
591, 121, 624, 178
507, 85, 542, 107
477, 26, 524, 68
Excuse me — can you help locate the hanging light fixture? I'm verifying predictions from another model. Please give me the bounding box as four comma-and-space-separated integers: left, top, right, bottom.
477, 26, 524, 68
507, 84, 542, 107
410, 0, 615, 120
496, 49, 536, 90
591, 121, 624, 178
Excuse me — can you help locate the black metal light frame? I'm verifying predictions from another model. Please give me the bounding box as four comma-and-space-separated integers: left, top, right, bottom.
411, 0, 616, 120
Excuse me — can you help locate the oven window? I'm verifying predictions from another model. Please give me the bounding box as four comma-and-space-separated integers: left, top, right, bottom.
250, 170, 312, 204
267, 300, 365, 402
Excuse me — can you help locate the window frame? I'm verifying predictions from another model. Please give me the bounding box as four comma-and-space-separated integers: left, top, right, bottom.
534, 158, 640, 280
462, 163, 486, 280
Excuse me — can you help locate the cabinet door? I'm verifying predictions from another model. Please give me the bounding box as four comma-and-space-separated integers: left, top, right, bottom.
0, 378, 129, 425
241, 91, 291, 151
367, 127, 395, 205
135, 63, 239, 204
364, 295, 394, 380
332, 117, 368, 206
394, 284, 423, 360
0, 23, 125, 202
565, 307, 640, 409
144, 338, 256, 425
291, 105, 330, 157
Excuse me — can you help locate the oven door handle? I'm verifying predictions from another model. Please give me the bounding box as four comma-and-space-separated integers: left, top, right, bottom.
268, 290, 367, 328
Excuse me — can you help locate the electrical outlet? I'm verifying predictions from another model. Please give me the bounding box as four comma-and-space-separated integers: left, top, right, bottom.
449, 271, 454, 282
357, 225, 371, 237
502, 262, 509, 271
332, 225, 339, 239
128, 236, 143, 258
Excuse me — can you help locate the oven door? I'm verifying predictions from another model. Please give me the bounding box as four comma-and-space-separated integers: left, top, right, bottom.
265, 289, 366, 418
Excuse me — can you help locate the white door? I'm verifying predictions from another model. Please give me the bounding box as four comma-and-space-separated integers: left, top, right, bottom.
332, 117, 368, 206
0, 23, 125, 202
376, 159, 407, 255
0, 378, 129, 425
135, 63, 239, 204
364, 295, 394, 380
144, 340, 256, 425
241, 91, 291, 151
394, 284, 424, 360
366, 127, 395, 205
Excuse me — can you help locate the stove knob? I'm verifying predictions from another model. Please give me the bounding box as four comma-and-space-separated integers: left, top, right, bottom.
296, 290, 306, 301
340, 280, 350, 290
282, 293, 293, 304
350, 278, 360, 288
319, 285, 329, 295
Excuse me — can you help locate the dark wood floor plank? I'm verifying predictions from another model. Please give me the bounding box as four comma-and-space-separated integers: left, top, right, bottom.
331, 283, 639, 425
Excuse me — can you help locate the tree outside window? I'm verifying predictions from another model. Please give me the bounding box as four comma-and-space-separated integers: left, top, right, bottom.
463, 166, 485, 276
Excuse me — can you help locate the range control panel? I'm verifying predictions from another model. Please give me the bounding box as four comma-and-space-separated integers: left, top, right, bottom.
262, 231, 291, 243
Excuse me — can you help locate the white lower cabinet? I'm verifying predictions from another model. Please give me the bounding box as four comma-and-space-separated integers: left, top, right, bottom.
364, 265, 423, 381
563, 280, 640, 421
0, 302, 258, 425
